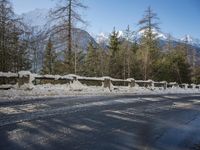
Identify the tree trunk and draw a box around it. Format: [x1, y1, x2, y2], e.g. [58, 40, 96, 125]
[67, 0, 72, 72]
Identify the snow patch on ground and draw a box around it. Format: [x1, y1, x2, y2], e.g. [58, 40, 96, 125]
[0, 103, 49, 115]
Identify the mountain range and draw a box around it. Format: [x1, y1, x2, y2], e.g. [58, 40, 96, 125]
[20, 9, 200, 63]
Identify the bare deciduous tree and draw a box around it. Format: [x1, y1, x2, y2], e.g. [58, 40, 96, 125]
[50, 0, 87, 73]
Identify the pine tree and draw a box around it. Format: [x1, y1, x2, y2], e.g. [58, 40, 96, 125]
[109, 28, 120, 55]
[96, 38, 110, 77]
[154, 41, 191, 83]
[83, 42, 100, 76]
[138, 6, 160, 80]
[42, 38, 56, 75]
[191, 67, 200, 84]
[108, 27, 122, 78]
[153, 34, 174, 81]
[173, 44, 191, 83]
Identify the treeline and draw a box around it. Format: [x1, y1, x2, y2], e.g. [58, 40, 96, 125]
[0, 0, 200, 84]
[0, 0, 31, 72]
[42, 4, 199, 84]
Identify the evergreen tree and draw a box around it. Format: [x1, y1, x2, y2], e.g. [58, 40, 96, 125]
[108, 28, 122, 78]
[191, 67, 200, 84]
[173, 44, 191, 83]
[154, 42, 191, 83]
[137, 6, 160, 80]
[83, 42, 100, 76]
[42, 38, 56, 74]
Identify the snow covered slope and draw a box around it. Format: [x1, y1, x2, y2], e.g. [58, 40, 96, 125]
[20, 9, 97, 52]
[20, 8, 50, 27]
[181, 35, 200, 47]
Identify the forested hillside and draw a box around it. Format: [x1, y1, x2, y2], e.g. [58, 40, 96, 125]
[0, 0, 200, 84]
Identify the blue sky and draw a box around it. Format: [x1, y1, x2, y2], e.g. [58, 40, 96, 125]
[11, 0, 200, 38]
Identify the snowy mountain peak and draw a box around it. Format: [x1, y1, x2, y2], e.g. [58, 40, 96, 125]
[20, 8, 50, 27]
[137, 28, 167, 40]
[118, 30, 124, 38]
[180, 34, 200, 47]
[157, 32, 167, 40]
[19, 9, 200, 49]
[95, 30, 123, 44]
[181, 35, 193, 42]
[96, 32, 109, 44]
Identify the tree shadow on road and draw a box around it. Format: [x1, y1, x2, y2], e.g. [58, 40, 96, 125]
[0, 95, 200, 150]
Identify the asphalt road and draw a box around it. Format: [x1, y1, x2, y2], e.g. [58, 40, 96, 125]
[0, 94, 200, 150]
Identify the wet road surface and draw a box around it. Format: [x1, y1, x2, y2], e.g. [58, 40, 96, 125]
[0, 94, 200, 150]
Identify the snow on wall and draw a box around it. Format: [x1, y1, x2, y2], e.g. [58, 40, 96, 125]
[0, 72, 18, 77]
[0, 71, 200, 99]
